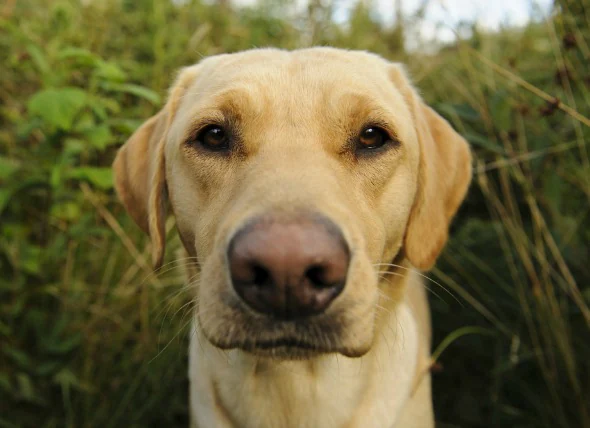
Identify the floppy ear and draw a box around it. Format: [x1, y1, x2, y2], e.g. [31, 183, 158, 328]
[113, 66, 199, 269]
[390, 66, 473, 270]
[113, 110, 168, 269]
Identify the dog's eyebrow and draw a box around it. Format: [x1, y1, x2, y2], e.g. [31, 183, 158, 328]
[334, 92, 387, 119]
[213, 87, 265, 120]
[181, 87, 263, 138]
[330, 92, 399, 137]
[186, 86, 267, 133]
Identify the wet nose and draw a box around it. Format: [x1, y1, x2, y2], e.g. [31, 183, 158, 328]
[228, 214, 350, 319]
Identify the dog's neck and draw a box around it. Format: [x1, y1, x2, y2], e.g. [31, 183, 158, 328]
[189, 270, 424, 428]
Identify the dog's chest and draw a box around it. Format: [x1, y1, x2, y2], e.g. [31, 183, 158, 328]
[189, 303, 420, 428]
[219, 359, 365, 428]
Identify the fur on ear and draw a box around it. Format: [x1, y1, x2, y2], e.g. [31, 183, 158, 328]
[390, 66, 473, 270]
[113, 66, 200, 269]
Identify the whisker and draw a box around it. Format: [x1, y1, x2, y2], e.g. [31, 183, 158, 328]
[377, 270, 448, 304]
[152, 263, 202, 312]
[374, 263, 463, 307]
[152, 258, 201, 283]
[169, 298, 198, 324]
[127, 257, 201, 305]
[154, 271, 203, 350]
[149, 314, 195, 364]
[158, 298, 197, 352]
[375, 304, 392, 315]
[149, 256, 202, 280]
[152, 278, 197, 320]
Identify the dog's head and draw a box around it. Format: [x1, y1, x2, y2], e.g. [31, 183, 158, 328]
[113, 48, 471, 359]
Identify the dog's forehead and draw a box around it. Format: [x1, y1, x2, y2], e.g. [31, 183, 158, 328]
[168, 49, 417, 149]
[191, 48, 396, 97]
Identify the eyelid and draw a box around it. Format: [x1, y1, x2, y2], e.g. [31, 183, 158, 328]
[363, 122, 398, 140]
[347, 122, 400, 158]
[184, 118, 225, 143]
[357, 121, 399, 145]
[183, 116, 246, 157]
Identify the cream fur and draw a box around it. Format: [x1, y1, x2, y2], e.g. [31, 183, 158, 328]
[188, 272, 430, 428]
[113, 48, 472, 428]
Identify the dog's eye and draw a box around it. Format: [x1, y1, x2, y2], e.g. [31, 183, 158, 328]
[357, 126, 390, 150]
[194, 125, 229, 151]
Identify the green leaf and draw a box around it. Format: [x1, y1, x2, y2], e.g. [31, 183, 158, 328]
[57, 47, 100, 67]
[53, 368, 82, 389]
[63, 138, 86, 157]
[435, 102, 481, 122]
[27, 87, 88, 130]
[110, 118, 142, 134]
[0, 186, 18, 214]
[0, 319, 11, 336]
[91, 95, 121, 115]
[0, 177, 48, 215]
[67, 167, 113, 190]
[0, 157, 20, 180]
[16, 373, 34, 399]
[50, 164, 64, 189]
[51, 201, 81, 221]
[35, 360, 63, 377]
[43, 334, 81, 355]
[90, 101, 108, 121]
[84, 125, 113, 150]
[26, 44, 50, 75]
[464, 132, 506, 155]
[0, 374, 11, 393]
[3, 346, 33, 370]
[103, 82, 161, 105]
[94, 60, 128, 82]
[73, 111, 96, 132]
[20, 245, 43, 275]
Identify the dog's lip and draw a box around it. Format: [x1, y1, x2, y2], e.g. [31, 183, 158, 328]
[211, 337, 323, 351]
[208, 336, 368, 358]
[248, 338, 319, 350]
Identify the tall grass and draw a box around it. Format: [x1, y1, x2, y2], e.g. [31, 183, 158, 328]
[408, 9, 590, 424]
[0, 0, 588, 427]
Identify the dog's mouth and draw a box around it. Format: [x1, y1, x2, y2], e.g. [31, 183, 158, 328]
[250, 338, 319, 350]
[204, 328, 368, 359]
[246, 338, 327, 359]
[209, 335, 328, 358]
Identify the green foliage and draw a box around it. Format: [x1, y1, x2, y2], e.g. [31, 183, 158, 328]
[28, 88, 88, 131]
[1, 0, 589, 427]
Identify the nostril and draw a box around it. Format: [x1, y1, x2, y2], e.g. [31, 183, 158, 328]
[252, 264, 270, 287]
[305, 264, 331, 288]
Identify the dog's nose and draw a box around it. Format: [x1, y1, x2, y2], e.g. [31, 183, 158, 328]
[228, 215, 350, 319]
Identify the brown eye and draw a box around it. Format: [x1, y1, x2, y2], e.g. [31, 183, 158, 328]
[358, 126, 389, 150]
[195, 125, 229, 151]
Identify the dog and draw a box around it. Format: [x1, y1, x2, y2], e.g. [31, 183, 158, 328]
[113, 48, 472, 428]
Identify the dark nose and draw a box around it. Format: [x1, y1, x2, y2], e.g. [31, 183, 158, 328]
[228, 214, 350, 319]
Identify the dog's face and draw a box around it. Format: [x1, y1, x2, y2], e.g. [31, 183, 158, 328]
[114, 48, 471, 359]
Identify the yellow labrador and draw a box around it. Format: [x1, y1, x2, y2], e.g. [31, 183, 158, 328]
[113, 48, 471, 428]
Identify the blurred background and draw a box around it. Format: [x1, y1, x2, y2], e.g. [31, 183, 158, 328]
[1, 0, 589, 427]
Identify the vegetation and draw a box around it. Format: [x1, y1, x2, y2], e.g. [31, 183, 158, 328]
[0, 0, 588, 426]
